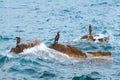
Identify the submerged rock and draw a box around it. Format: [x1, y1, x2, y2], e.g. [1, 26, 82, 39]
[10, 40, 41, 54]
[87, 51, 111, 56]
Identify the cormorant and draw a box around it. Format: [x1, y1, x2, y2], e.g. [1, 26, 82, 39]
[54, 31, 60, 44]
[89, 24, 92, 35]
[16, 37, 21, 47]
[88, 24, 94, 41]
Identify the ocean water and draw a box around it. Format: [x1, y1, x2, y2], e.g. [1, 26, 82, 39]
[0, 0, 120, 80]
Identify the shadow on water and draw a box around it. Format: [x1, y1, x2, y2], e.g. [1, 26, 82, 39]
[0, 35, 13, 41]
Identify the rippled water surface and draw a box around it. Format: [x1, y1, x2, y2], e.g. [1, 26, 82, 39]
[0, 0, 120, 80]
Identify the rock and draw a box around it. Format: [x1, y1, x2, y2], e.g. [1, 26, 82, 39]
[10, 39, 112, 58]
[87, 51, 111, 56]
[80, 34, 109, 43]
[49, 43, 111, 58]
[10, 40, 41, 54]
[49, 43, 87, 58]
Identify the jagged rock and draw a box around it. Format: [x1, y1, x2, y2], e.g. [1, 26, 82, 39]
[10, 40, 41, 54]
[49, 43, 87, 58]
[87, 51, 111, 56]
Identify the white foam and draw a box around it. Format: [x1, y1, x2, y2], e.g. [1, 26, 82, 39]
[19, 42, 71, 62]
[86, 56, 113, 63]
[73, 37, 80, 42]
[1, 50, 14, 58]
[94, 34, 108, 39]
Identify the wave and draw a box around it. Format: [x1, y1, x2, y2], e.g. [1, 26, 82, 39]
[21, 43, 71, 62]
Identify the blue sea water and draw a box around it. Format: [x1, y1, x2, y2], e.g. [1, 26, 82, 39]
[0, 0, 120, 80]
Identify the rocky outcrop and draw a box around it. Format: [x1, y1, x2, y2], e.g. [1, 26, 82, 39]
[10, 40, 41, 54]
[10, 39, 111, 58]
[49, 43, 111, 58]
[80, 34, 109, 43]
[49, 43, 87, 58]
[87, 51, 111, 56]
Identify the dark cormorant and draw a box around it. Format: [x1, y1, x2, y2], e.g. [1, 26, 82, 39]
[89, 24, 92, 35]
[54, 31, 60, 44]
[88, 24, 94, 41]
[16, 37, 21, 47]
